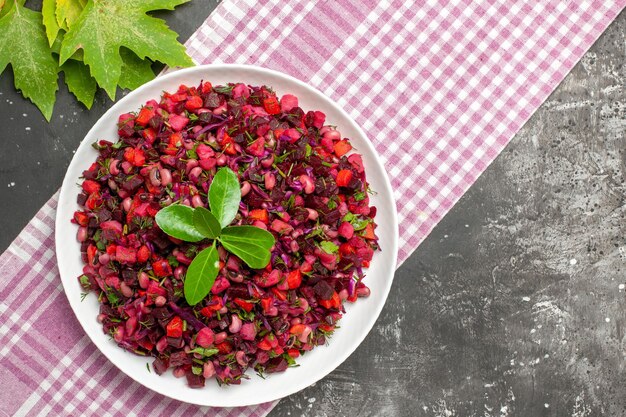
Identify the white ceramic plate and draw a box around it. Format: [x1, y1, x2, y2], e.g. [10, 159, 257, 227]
[56, 64, 398, 407]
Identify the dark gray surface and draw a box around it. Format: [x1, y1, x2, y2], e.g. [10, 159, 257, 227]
[1, 3, 624, 417]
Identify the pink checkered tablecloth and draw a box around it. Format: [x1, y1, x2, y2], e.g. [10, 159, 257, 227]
[1, 1, 624, 416]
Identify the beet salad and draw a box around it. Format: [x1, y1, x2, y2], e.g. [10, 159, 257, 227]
[73, 80, 380, 387]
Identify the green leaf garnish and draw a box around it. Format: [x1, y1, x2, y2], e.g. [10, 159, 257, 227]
[155, 204, 205, 242]
[189, 347, 219, 357]
[193, 207, 222, 239]
[209, 168, 241, 228]
[184, 243, 219, 306]
[320, 241, 339, 254]
[219, 226, 274, 269]
[155, 168, 275, 305]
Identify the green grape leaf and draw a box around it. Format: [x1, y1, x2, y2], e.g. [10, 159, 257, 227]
[219, 226, 275, 269]
[184, 243, 219, 306]
[55, 0, 85, 30]
[118, 48, 155, 90]
[42, 0, 60, 46]
[0, 3, 59, 120]
[61, 60, 96, 108]
[0, 0, 24, 19]
[59, 0, 193, 100]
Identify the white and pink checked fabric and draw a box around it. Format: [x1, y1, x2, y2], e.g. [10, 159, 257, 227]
[1, 1, 624, 416]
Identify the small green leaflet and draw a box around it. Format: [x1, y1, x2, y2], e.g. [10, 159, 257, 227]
[320, 241, 339, 254]
[0, 2, 59, 120]
[209, 168, 241, 228]
[220, 226, 274, 269]
[343, 212, 370, 231]
[155, 204, 205, 242]
[184, 243, 219, 306]
[188, 347, 219, 357]
[193, 207, 221, 239]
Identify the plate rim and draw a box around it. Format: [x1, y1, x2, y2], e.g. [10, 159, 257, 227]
[55, 63, 399, 407]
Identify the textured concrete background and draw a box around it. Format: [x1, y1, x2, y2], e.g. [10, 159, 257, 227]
[0, 3, 624, 417]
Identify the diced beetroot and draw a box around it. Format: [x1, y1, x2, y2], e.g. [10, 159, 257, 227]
[169, 114, 189, 131]
[133, 202, 150, 218]
[285, 128, 301, 140]
[117, 113, 135, 137]
[147, 281, 167, 298]
[280, 94, 298, 112]
[105, 276, 120, 290]
[232, 83, 250, 99]
[100, 220, 123, 240]
[137, 245, 150, 263]
[246, 137, 265, 156]
[254, 269, 281, 288]
[115, 246, 137, 264]
[199, 158, 217, 170]
[312, 110, 326, 128]
[270, 219, 293, 234]
[186, 373, 205, 388]
[347, 154, 365, 173]
[338, 221, 354, 239]
[152, 357, 169, 375]
[196, 143, 215, 159]
[196, 328, 215, 348]
[211, 276, 230, 294]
